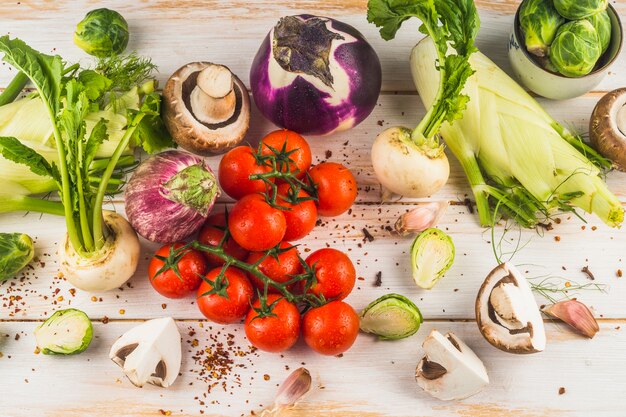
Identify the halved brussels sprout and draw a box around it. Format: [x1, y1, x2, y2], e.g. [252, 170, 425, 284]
[74, 8, 129, 57]
[0, 232, 34, 283]
[549, 20, 602, 77]
[35, 309, 93, 355]
[553, 0, 608, 20]
[410, 228, 455, 289]
[519, 0, 566, 57]
[586, 10, 612, 54]
[359, 294, 423, 340]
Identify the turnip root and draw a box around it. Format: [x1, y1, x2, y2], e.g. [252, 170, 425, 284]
[59, 211, 140, 292]
[371, 127, 449, 198]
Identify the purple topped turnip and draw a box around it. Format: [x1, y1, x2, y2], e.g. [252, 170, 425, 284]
[125, 150, 219, 243]
[250, 15, 382, 136]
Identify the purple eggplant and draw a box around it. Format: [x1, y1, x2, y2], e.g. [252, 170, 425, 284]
[250, 15, 382, 136]
[125, 150, 219, 243]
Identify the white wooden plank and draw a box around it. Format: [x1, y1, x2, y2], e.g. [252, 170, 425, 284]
[1, 201, 623, 320]
[0, 1, 624, 93]
[0, 320, 623, 417]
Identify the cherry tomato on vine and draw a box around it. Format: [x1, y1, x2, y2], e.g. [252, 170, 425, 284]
[246, 241, 302, 293]
[303, 301, 359, 356]
[261, 129, 312, 179]
[229, 193, 286, 252]
[148, 243, 207, 299]
[197, 212, 249, 268]
[307, 162, 357, 216]
[245, 294, 301, 352]
[305, 248, 355, 300]
[218, 146, 272, 200]
[196, 267, 254, 324]
[275, 183, 317, 241]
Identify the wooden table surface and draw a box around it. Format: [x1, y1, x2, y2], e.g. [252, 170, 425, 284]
[1, 1, 626, 416]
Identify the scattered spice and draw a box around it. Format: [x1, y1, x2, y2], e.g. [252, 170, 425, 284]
[558, 387, 566, 395]
[91, 296, 98, 302]
[554, 236, 561, 242]
[538, 222, 554, 231]
[102, 316, 110, 324]
[618, 269, 623, 278]
[377, 120, 384, 126]
[362, 228, 374, 242]
[325, 150, 332, 159]
[263, 374, 270, 381]
[159, 410, 172, 416]
[374, 271, 382, 287]
[161, 303, 167, 310]
[119, 309, 125, 315]
[463, 197, 474, 214]
[581, 266, 595, 280]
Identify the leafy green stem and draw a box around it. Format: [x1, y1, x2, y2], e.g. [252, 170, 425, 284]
[0, 71, 29, 106]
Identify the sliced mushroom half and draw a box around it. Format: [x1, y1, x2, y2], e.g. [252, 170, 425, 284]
[590, 88, 626, 171]
[476, 263, 546, 354]
[163, 62, 250, 155]
[109, 317, 182, 388]
[416, 330, 489, 401]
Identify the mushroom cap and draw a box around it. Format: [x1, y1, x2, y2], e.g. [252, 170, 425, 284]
[475, 263, 546, 354]
[590, 88, 626, 172]
[415, 330, 489, 401]
[163, 62, 250, 156]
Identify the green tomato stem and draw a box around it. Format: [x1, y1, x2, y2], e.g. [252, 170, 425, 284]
[0, 71, 29, 106]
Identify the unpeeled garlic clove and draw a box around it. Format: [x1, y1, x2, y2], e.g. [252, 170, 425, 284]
[274, 367, 312, 407]
[395, 202, 448, 236]
[543, 299, 599, 339]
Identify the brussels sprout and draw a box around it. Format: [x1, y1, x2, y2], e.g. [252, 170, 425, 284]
[410, 228, 455, 289]
[519, 0, 566, 57]
[549, 20, 602, 77]
[34, 309, 93, 355]
[553, 0, 608, 19]
[74, 8, 129, 57]
[0, 232, 34, 282]
[587, 10, 612, 54]
[359, 294, 423, 340]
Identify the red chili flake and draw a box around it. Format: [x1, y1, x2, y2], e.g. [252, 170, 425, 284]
[263, 374, 270, 381]
[554, 236, 561, 242]
[618, 269, 623, 278]
[558, 387, 566, 395]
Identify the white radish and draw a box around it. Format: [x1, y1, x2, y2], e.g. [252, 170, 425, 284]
[59, 211, 140, 292]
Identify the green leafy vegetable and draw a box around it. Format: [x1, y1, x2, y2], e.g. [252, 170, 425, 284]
[34, 308, 93, 355]
[553, 0, 608, 20]
[586, 10, 612, 54]
[0, 232, 34, 282]
[368, 0, 479, 147]
[74, 8, 129, 57]
[359, 293, 423, 340]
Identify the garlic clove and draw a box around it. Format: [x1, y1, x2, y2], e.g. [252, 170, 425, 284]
[543, 299, 599, 339]
[395, 202, 448, 236]
[274, 367, 312, 407]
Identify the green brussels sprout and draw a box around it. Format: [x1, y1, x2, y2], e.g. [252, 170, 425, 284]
[74, 8, 129, 57]
[410, 228, 455, 289]
[359, 293, 423, 340]
[549, 20, 602, 77]
[586, 10, 612, 54]
[34, 309, 93, 355]
[553, 0, 608, 20]
[519, 0, 566, 57]
[0, 232, 34, 283]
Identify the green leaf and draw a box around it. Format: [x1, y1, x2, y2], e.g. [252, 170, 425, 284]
[0, 36, 64, 116]
[367, 0, 440, 41]
[0, 136, 58, 181]
[129, 93, 175, 154]
[77, 69, 112, 101]
[85, 119, 109, 169]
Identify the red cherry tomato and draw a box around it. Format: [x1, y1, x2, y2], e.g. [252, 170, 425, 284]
[244, 294, 301, 352]
[148, 243, 207, 299]
[197, 212, 249, 268]
[308, 162, 357, 216]
[219, 146, 272, 200]
[305, 248, 356, 300]
[303, 301, 359, 356]
[275, 183, 317, 241]
[196, 267, 254, 324]
[261, 130, 312, 179]
[246, 242, 301, 293]
[228, 194, 286, 252]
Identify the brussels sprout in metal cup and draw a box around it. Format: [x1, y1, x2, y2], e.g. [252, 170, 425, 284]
[509, 1, 622, 99]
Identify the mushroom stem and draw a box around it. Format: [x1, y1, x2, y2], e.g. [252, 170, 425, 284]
[617, 103, 626, 137]
[191, 64, 237, 125]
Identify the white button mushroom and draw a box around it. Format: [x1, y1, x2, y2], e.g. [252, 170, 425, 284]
[109, 317, 182, 388]
[415, 330, 489, 401]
